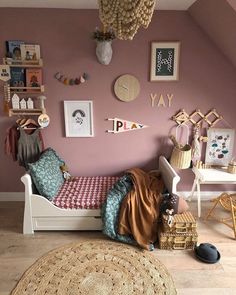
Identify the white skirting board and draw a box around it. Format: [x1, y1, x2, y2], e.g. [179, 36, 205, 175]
[0, 191, 236, 202]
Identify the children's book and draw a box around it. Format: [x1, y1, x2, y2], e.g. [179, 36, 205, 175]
[10, 67, 25, 88]
[26, 68, 42, 89]
[5, 40, 25, 60]
[20, 44, 41, 61]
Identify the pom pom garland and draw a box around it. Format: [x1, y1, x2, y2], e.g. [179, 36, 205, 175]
[54, 72, 89, 86]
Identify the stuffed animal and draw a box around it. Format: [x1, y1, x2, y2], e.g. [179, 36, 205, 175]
[60, 164, 73, 181]
[160, 193, 189, 215]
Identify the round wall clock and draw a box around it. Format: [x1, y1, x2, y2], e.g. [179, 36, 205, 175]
[114, 74, 140, 102]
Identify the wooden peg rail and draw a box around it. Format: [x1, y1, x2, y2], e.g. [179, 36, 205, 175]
[172, 109, 223, 127]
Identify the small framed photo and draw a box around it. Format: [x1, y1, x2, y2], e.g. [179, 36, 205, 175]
[205, 128, 235, 166]
[64, 100, 94, 137]
[150, 41, 180, 81]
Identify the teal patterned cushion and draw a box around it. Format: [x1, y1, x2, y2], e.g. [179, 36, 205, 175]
[28, 148, 65, 200]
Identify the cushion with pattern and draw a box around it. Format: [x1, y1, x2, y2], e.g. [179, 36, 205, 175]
[28, 148, 65, 200]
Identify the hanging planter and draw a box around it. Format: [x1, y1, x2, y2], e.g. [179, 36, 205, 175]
[92, 28, 115, 65]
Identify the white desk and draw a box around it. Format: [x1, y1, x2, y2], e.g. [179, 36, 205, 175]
[190, 167, 236, 218]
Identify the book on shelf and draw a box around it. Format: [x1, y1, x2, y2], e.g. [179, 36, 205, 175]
[20, 44, 41, 62]
[26, 68, 42, 90]
[10, 67, 26, 88]
[5, 40, 25, 60]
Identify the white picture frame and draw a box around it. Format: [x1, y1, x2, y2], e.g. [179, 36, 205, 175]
[150, 41, 180, 81]
[64, 100, 94, 137]
[205, 128, 235, 166]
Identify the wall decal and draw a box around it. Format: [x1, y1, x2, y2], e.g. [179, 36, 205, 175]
[107, 118, 148, 134]
[54, 72, 89, 86]
[150, 93, 174, 107]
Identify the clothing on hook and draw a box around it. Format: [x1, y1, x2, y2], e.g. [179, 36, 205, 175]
[5, 123, 44, 163]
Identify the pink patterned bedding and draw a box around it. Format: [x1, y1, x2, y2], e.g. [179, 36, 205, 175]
[52, 176, 120, 209]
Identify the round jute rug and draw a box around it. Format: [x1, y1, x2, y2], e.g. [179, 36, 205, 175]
[11, 240, 177, 295]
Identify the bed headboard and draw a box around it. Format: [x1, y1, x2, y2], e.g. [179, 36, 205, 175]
[159, 156, 180, 195]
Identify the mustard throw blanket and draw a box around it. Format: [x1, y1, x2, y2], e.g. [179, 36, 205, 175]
[118, 168, 164, 250]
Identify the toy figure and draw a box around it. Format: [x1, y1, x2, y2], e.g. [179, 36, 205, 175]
[166, 208, 174, 227]
[60, 164, 73, 181]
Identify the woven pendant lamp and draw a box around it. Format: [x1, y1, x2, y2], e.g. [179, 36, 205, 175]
[98, 0, 157, 40]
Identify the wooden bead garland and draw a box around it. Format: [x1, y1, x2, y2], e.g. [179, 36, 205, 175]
[54, 72, 89, 86]
[98, 0, 156, 40]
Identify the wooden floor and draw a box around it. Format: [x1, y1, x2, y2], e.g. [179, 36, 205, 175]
[0, 201, 235, 295]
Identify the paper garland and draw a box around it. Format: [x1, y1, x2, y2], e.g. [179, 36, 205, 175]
[107, 118, 148, 133]
[54, 72, 89, 86]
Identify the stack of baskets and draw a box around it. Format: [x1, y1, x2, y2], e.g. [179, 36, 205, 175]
[158, 211, 198, 250]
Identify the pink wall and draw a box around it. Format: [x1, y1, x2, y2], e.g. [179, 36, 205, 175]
[0, 8, 236, 192]
[189, 0, 236, 68]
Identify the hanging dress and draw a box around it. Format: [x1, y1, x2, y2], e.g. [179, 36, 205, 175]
[17, 127, 43, 169]
[5, 123, 44, 162]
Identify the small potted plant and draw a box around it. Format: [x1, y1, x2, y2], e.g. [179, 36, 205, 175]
[92, 27, 116, 65]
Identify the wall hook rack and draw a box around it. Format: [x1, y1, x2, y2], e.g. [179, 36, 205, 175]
[172, 109, 223, 127]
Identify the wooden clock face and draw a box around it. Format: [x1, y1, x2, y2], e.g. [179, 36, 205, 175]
[114, 74, 140, 102]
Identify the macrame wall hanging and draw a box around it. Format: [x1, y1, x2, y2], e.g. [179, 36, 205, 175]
[54, 72, 89, 86]
[98, 0, 157, 40]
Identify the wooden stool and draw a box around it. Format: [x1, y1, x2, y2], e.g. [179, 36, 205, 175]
[205, 193, 236, 239]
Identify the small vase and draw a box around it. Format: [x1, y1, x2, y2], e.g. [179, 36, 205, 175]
[96, 41, 113, 65]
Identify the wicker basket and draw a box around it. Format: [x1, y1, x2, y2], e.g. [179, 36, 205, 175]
[162, 211, 197, 234]
[158, 228, 198, 250]
[170, 124, 192, 169]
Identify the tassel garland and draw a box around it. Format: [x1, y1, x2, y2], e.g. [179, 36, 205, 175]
[54, 72, 89, 86]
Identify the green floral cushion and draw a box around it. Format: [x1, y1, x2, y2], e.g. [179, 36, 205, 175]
[28, 148, 65, 200]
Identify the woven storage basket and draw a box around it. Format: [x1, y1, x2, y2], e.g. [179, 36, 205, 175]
[170, 124, 192, 169]
[158, 227, 198, 250]
[162, 211, 197, 234]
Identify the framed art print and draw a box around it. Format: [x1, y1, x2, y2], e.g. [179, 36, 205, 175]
[64, 100, 94, 137]
[150, 41, 180, 81]
[205, 128, 235, 166]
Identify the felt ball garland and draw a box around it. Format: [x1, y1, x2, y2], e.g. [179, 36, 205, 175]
[54, 72, 89, 85]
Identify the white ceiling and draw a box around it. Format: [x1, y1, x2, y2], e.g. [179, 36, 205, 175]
[0, 0, 197, 10]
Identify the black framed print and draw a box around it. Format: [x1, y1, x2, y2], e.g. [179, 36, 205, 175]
[150, 42, 180, 81]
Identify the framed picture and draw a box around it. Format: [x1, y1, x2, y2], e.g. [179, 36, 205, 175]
[64, 100, 94, 137]
[150, 41, 180, 81]
[205, 128, 235, 166]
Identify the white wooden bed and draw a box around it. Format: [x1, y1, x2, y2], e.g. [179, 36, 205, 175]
[21, 156, 180, 234]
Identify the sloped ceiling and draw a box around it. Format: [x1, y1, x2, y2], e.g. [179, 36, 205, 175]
[189, 0, 236, 68]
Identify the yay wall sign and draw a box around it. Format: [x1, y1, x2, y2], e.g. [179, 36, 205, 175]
[150, 93, 174, 107]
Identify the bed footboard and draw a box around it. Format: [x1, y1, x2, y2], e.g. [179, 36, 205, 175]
[159, 155, 180, 194]
[21, 174, 34, 234]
